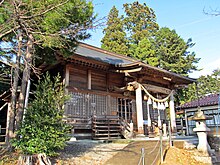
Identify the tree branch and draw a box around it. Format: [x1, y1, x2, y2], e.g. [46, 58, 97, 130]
[20, 0, 69, 19]
[0, 0, 4, 6]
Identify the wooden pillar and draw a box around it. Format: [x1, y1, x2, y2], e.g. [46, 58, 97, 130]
[135, 84, 144, 134]
[169, 92, 176, 133]
[88, 70, 91, 90]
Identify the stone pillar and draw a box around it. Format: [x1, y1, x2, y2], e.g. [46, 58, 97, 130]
[169, 92, 176, 133]
[135, 84, 144, 134]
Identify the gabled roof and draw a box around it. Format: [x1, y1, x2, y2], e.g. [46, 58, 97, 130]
[73, 42, 196, 86]
[177, 93, 219, 109]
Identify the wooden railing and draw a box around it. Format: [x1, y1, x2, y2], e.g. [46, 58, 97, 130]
[119, 118, 134, 139]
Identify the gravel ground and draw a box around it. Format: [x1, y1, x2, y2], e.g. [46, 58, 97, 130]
[53, 140, 128, 165]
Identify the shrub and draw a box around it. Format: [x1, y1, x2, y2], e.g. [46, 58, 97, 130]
[12, 73, 70, 156]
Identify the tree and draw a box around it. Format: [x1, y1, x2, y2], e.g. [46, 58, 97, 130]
[101, 1, 159, 56]
[101, 6, 128, 55]
[154, 27, 200, 76]
[123, 1, 159, 45]
[12, 73, 70, 163]
[132, 38, 158, 66]
[179, 69, 220, 104]
[101, 2, 199, 76]
[0, 0, 96, 141]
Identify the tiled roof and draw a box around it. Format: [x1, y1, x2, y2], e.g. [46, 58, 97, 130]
[177, 93, 219, 109]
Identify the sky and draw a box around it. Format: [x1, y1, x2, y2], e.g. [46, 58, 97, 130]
[85, 0, 220, 78]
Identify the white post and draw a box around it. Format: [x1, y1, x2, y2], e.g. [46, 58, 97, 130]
[5, 103, 11, 144]
[136, 84, 144, 134]
[88, 70, 91, 90]
[169, 92, 176, 133]
[147, 102, 151, 126]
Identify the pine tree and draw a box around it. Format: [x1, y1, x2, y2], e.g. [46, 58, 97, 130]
[0, 0, 96, 141]
[101, 6, 128, 55]
[132, 38, 158, 66]
[154, 27, 200, 76]
[12, 73, 70, 157]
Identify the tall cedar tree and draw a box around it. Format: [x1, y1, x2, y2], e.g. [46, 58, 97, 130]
[101, 2, 199, 76]
[12, 73, 70, 156]
[123, 1, 159, 45]
[101, 6, 128, 55]
[101, 1, 159, 56]
[0, 0, 96, 140]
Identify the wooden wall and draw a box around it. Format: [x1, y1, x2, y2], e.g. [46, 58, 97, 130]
[69, 66, 87, 89]
[68, 64, 125, 92]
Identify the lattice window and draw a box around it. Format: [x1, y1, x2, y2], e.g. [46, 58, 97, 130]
[66, 92, 119, 117]
[118, 98, 133, 122]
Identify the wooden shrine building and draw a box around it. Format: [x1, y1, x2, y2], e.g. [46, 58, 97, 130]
[1, 42, 196, 141]
[51, 43, 195, 139]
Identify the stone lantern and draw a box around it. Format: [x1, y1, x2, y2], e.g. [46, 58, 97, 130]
[190, 108, 212, 154]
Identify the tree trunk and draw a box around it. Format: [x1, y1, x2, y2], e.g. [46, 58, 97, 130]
[15, 34, 33, 132]
[18, 153, 51, 165]
[7, 32, 22, 144]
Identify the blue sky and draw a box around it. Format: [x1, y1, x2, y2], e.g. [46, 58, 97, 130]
[85, 0, 220, 78]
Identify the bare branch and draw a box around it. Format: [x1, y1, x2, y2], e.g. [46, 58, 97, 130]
[0, 59, 12, 67]
[0, 0, 4, 6]
[203, 7, 220, 16]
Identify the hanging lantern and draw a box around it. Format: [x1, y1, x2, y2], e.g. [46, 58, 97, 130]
[165, 101, 169, 107]
[147, 97, 152, 104]
[153, 101, 157, 109]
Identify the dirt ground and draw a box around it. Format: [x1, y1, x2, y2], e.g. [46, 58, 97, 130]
[162, 147, 211, 165]
[1, 141, 218, 165]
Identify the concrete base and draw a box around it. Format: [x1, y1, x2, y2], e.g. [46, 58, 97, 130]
[69, 137, 77, 141]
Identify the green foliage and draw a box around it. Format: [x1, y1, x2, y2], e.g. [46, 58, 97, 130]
[154, 27, 200, 76]
[123, 1, 159, 45]
[132, 38, 158, 66]
[101, 1, 158, 56]
[101, 2, 199, 76]
[101, 6, 128, 55]
[179, 69, 220, 104]
[12, 73, 70, 156]
[0, 0, 96, 63]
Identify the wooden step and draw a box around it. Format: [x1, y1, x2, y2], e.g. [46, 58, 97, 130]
[93, 133, 121, 136]
[92, 129, 120, 132]
[92, 137, 121, 140]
